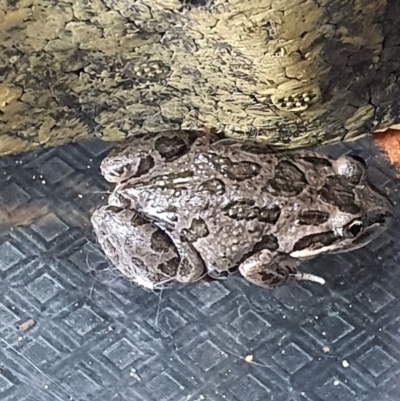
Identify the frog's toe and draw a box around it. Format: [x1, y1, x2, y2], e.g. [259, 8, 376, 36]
[292, 272, 326, 285]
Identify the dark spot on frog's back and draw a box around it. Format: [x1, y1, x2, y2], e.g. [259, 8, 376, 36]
[253, 234, 279, 253]
[239, 234, 279, 264]
[131, 256, 147, 270]
[259, 205, 281, 224]
[150, 231, 175, 252]
[222, 201, 281, 223]
[240, 141, 271, 155]
[198, 178, 225, 195]
[105, 205, 124, 214]
[226, 161, 261, 181]
[301, 156, 332, 168]
[319, 176, 360, 214]
[298, 210, 330, 226]
[136, 155, 155, 176]
[265, 160, 308, 197]
[181, 218, 210, 242]
[222, 199, 257, 220]
[158, 257, 180, 277]
[180, 0, 212, 9]
[154, 134, 189, 161]
[130, 212, 148, 226]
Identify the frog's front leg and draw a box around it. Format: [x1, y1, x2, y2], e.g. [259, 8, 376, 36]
[238, 250, 325, 288]
[91, 206, 206, 290]
[163, 229, 208, 284]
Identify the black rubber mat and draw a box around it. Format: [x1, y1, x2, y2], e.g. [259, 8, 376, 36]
[0, 137, 399, 401]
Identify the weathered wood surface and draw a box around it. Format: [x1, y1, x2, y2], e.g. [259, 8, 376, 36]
[1, 0, 400, 156]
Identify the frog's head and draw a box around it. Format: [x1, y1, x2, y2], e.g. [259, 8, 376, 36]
[101, 147, 155, 183]
[290, 154, 394, 259]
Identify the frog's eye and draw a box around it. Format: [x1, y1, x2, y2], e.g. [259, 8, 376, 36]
[347, 221, 364, 237]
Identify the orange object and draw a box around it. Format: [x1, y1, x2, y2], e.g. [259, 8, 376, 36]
[373, 129, 400, 166]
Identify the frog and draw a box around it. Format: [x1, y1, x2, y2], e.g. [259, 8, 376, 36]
[91, 130, 393, 291]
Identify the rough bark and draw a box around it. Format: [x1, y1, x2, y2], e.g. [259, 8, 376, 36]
[1, 0, 400, 156]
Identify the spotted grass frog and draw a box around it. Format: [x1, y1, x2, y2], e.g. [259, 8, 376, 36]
[91, 131, 393, 290]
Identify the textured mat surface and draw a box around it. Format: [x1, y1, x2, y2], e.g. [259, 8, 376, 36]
[0, 137, 399, 401]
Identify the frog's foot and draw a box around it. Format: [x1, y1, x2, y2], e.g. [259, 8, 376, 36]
[293, 272, 325, 285]
[239, 250, 324, 288]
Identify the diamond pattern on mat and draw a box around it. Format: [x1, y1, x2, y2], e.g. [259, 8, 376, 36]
[64, 370, 101, 397]
[272, 342, 313, 374]
[358, 346, 397, 377]
[0, 304, 19, 327]
[35, 156, 74, 184]
[228, 374, 271, 399]
[26, 273, 63, 303]
[189, 282, 229, 307]
[69, 242, 108, 270]
[78, 140, 114, 157]
[153, 307, 188, 336]
[0, 242, 24, 271]
[63, 306, 104, 335]
[356, 284, 395, 313]
[146, 371, 184, 401]
[187, 340, 227, 372]
[315, 378, 357, 401]
[23, 336, 61, 367]
[230, 310, 270, 339]
[303, 313, 355, 343]
[0, 373, 14, 393]
[0, 182, 31, 205]
[31, 213, 68, 242]
[103, 338, 142, 369]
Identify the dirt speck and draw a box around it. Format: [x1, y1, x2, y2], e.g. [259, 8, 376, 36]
[18, 319, 35, 332]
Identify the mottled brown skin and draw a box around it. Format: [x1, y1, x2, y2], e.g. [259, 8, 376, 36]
[91, 131, 393, 290]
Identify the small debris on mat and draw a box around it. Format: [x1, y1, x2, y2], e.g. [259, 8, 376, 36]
[129, 368, 142, 381]
[18, 319, 35, 332]
[342, 360, 349, 368]
[322, 346, 330, 353]
[245, 355, 253, 363]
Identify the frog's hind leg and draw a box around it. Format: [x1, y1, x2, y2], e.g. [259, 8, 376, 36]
[238, 250, 325, 288]
[91, 206, 205, 290]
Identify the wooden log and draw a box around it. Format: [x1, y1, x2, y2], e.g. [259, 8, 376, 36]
[1, 0, 399, 156]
